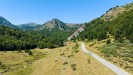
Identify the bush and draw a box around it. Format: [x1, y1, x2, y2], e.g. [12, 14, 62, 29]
[63, 61, 68, 65]
[25, 50, 33, 55]
[72, 44, 79, 49]
[60, 52, 64, 56]
[25, 49, 29, 53]
[89, 43, 95, 47]
[101, 46, 118, 57]
[28, 51, 33, 55]
[68, 54, 74, 58]
[0, 62, 2, 65]
[71, 64, 76, 70]
[75, 50, 79, 53]
[0, 64, 7, 69]
[107, 39, 111, 44]
[118, 37, 124, 43]
[88, 59, 91, 64]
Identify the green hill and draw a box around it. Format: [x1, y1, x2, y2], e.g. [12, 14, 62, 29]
[78, 4, 133, 43]
[0, 25, 71, 51]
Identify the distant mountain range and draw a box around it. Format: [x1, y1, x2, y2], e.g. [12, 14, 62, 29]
[0, 16, 82, 31]
[35, 18, 82, 31]
[17, 22, 42, 31]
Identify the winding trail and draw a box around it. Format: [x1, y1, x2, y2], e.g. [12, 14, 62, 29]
[81, 43, 130, 75]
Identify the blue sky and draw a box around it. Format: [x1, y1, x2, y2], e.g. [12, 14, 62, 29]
[0, 0, 133, 24]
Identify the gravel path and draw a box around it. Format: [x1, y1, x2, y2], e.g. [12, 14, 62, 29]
[81, 43, 130, 75]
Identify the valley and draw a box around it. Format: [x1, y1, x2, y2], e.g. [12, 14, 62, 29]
[0, 1, 133, 75]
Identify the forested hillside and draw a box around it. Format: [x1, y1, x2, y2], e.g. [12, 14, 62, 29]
[78, 8, 133, 43]
[0, 25, 71, 51]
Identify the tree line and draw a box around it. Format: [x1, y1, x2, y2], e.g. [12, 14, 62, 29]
[0, 26, 71, 51]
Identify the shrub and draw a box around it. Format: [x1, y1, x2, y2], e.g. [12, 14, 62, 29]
[118, 37, 124, 43]
[60, 52, 64, 56]
[1, 64, 7, 69]
[25, 49, 29, 53]
[71, 64, 76, 70]
[28, 51, 33, 55]
[101, 46, 118, 57]
[25, 50, 33, 55]
[68, 54, 74, 58]
[0, 62, 2, 65]
[63, 61, 68, 65]
[88, 59, 91, 64]
[75, 50, 79, 53]
[73, 44, 79, 49]
[107, 39, 111, 44]
[89, 43, 94, 47]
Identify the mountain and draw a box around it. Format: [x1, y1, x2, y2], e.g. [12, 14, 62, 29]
[0, 16, 18, 29]
[68, 2, 133, 41]
[0, 16, 82, 31]
[35, 18, 69, 31]
[77, 2, 133, 42]
[18, 22, 42, 30]
[101, 2, 133, 21]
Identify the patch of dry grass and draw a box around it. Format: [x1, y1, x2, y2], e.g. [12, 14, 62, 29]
[0, 41, 116, 75]
[31, 42, 116, 75]
[0, 49, 48, 75]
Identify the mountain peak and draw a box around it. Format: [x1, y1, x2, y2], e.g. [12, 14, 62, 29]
[52, 18, 60, 21]
[49, 18, 62, 24]
[35, 18, 69, 31]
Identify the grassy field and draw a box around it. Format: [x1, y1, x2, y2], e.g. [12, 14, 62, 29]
[84, 39, 133, 75]
[0, 49, 47, 75]
[31, 42, 116, 75]
[0, 42, 116, 75]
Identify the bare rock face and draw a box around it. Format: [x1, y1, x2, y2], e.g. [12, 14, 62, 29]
[67, 26, 84, 41]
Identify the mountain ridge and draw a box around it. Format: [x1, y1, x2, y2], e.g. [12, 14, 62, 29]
[0, 16, 82, 31]
[101, 2, 133, 21]
[17, 22, 42, 31]
[0, 16, 18, 29]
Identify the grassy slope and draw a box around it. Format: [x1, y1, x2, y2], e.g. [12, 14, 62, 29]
[0, 50, 47, 75]
[0, 42, 116, 75]
[84, 39, 133, 75]
[31, 42, 116, 75]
